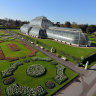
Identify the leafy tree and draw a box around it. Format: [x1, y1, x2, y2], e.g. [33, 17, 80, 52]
[64, 21, 71, 28]
[86, 25, 96, 34]
[56, 22, 60, 27]
[78, 24, 88, 33]
[71, 22, 79, 28]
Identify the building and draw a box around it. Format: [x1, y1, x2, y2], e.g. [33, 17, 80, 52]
[20, 16, 90, 46]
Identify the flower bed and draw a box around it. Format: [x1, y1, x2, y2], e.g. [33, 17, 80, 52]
[26, 64, 46, 77]
[7, 43, 20, 51]
[1, 61, 23, 78]
[31, 57, 52, 62]
[0, 49, 5, 60]
[19, 40, 37, 57]
[0, 48, 19, 61]
[6, 84, 47, 96]
[45, 81, 55, 89]
[3, 77, 15, 85]
[5, 57, 19, 62]
[54, 65, 68, 84]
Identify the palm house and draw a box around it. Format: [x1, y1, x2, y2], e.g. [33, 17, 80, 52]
[20, 16, 90, 46]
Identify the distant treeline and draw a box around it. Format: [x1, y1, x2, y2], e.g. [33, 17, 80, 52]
[54, 21, 96, 34]
[0, 18, 29, 29]
[0, 18, 96, 34]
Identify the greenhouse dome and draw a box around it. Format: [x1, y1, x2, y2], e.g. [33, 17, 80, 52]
[20, 16, 90, 46]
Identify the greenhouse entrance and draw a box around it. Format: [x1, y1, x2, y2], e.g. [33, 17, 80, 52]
[39, 29, 47, 39]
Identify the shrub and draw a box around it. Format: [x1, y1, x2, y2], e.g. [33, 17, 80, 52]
[6, 84, 47, 96]
[26, 64, 46, 77]
[45, 81, 55, 89]
[23, 59, 30, 63]
[54, 65, 68, 84]
[3, 77, 15, 85]
[51, 61, 58, 65]
[1, 61, 23, 78]
[31, 57, 52, 62]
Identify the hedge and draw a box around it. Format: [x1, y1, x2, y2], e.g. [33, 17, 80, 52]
[3, 77, 15, 85]
[1, 61, 23, 78]
[54, 65, 68, 84]
[45, 81, 55, 89]
[31, 57, 52, 62]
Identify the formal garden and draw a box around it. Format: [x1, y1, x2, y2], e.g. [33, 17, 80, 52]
[0, 30, 78, 96]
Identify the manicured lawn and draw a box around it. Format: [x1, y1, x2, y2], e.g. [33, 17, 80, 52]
[0, 31, 78, 96]
[0, 52, 78, 96]
[0, 41, 31, 57]
[38, 39, 96, 58]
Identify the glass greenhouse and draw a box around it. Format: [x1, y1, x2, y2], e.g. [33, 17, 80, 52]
[20, 16, 90, 46]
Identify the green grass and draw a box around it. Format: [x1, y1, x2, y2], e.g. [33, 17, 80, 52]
[0, 52, 78, 96]
[37, 39, 96, 58]
[10, 29, 20, 33]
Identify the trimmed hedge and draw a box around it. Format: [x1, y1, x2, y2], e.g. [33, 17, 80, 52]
[3, 77, 15, 85]
[31, 57, 52, 62]
[1, 61, 23, 78]
[26, 64, 46, 77]
[54, 65, 68, 85]
[6, 84, 47, 96]
[45, 81, 55, 89]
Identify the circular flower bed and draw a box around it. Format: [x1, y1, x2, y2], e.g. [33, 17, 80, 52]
[45, 81, 55, 89]
[26, 64, 46, 77]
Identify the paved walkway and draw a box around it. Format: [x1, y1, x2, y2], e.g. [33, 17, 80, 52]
[54, 64, 96, 96]
[6, 30, 88, 75]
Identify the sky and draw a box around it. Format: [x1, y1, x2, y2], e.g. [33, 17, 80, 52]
[0, 0, 96, 24]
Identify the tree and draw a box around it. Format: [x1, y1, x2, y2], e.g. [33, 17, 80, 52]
[71, 22, 78, 28]
[64, 21, 71, 28]
[56, 22, 60, 27]
[86, 25, 96, 34]
[78, 24, 88, 33]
